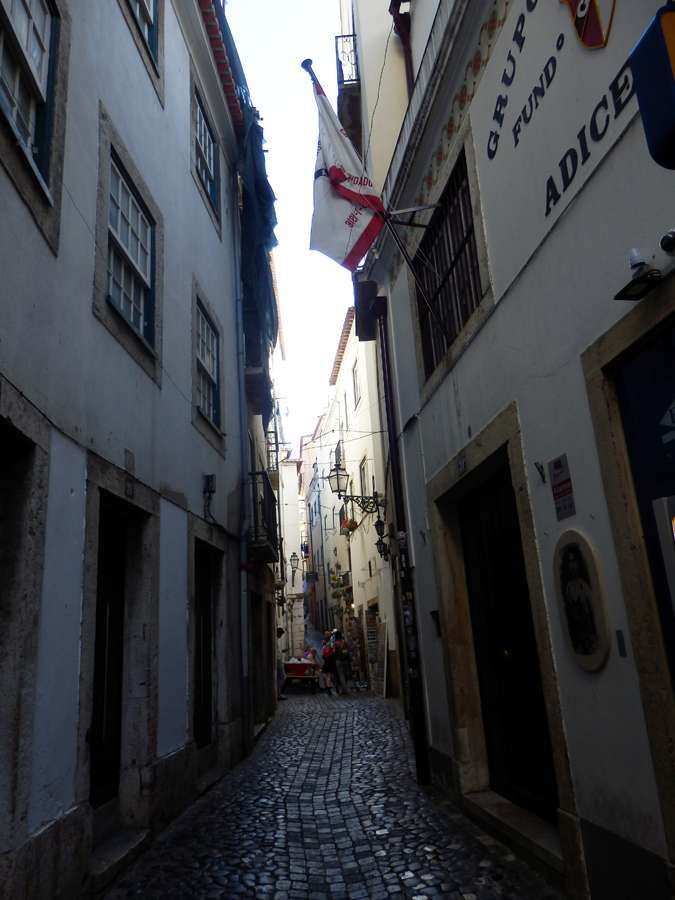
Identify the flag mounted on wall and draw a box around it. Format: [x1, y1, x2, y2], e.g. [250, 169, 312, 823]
[306, 66, 385, 272]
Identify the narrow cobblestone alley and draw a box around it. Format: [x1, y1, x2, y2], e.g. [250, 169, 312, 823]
[104, 694, 561, 900]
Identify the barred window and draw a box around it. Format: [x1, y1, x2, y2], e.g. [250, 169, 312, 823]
[197, 305, 219, 425]
[414, 150, 482, 381]
[107, 160, 153, 342]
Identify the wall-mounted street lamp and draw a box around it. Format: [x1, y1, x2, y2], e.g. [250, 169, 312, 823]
[374, 510, 390, 561]
[328, 463, 382, 514]
[290, 551, 299, 587]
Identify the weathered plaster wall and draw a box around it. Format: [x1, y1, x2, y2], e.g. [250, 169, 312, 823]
[27, 431, 87, 835]
[379, 59, 669, 866]
[157, 498, 189, 758]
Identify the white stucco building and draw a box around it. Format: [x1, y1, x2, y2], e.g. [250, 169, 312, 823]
[0, 0, 281, 895]
[336, 1, 675, 897]
[301, 307, 398, 690]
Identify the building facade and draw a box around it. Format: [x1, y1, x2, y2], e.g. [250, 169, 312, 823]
[301, 308, 399, 690]
[0, 0, 281, 896]
[337, 1, 675, 897]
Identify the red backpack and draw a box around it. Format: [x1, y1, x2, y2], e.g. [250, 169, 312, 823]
[322, 643, 333, 660]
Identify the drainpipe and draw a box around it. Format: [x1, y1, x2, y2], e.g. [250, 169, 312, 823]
[376, 297, 430, 785]
[233, 163, 251, 754]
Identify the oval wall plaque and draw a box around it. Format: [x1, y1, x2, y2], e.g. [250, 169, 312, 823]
[553, 530, 610, 672]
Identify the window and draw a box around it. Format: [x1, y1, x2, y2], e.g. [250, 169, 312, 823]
[359, 457, 368, 498]
[195, 91, 217, 210]
[352, 360, 361, 407]
[113, 0, 163, 103]
[107, 160, 153, 343]
[93, 109, 164, 384]
[414, 149, 482, 380]
[0, 0, 52, 159]
[196, 304, 219, 426]
[343, 392, 348, 431]
[131, 0, 154, 46]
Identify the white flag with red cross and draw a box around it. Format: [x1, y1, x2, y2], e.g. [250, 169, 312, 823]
[309, 81, 385, 272]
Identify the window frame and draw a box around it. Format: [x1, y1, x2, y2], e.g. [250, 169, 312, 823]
[190, 65, 221, 235]
[195, 90, 217, 211]
[93, 105, 164, 385]
[114, 0, 164, 105]
[352, 359, 361, 408]
[0, 0, 69, 254]
[191, 278, 225, 454]
[196, 302, 219, 427]
[106, 156, 154, 344]
[359, 456, 368, 499]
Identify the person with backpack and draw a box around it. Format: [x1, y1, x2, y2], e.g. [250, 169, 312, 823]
[333, 630, 350, 696]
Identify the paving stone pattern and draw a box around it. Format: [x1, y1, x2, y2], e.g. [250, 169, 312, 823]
[104, 694, 561, 900]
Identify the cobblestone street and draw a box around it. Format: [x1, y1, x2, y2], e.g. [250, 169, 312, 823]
[104, 694, 561, 900]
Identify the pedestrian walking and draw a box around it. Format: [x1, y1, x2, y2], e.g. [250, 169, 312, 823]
[276, 627, 288, 701]
[332, 630, 350, 695]
[321, 631, 338, 695]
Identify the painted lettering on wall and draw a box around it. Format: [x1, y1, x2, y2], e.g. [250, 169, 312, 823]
[488, 0, 544, 161]
[544, 60, 635, 216]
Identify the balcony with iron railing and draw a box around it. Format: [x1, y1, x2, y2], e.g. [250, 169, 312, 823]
[248, 470, 278, 563]
[336, 34, 359, 86]
[335, 34, 362, 156]
[266, 422, 279, 490]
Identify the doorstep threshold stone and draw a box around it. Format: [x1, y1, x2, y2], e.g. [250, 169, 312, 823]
[90, 827, 151, 897]
[463, 790, 564, 874]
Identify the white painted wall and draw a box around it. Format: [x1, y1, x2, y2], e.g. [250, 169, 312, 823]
[365, 0, 670, 857]
[157, 499, 189, 758]
[351, 0, 408, 191]
[28, 432, 87, 833]
[0, 0, 242, 536]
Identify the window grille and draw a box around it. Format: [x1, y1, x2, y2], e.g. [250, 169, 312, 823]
[197, 306, 219, 424]
[107, 161, 152, 340]
[196, 93, 217, 209]
[414, 150, 482, 381]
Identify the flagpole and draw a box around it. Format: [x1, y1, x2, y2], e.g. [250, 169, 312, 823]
[301, 60, 453, 347]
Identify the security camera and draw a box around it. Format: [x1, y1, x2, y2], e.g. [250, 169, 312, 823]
[660, 231, 675, 254]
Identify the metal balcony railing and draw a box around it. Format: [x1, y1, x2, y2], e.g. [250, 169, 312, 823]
[336, 34, 359, 86]
[266, 427, 279, 474]
[249, 470, 278, 561]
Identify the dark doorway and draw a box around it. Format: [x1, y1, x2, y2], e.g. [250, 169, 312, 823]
[90, 502, 127, 809]
[193, 542, 213, 750]
[459, 465, 559, 825]
[616, 321, 675, 691]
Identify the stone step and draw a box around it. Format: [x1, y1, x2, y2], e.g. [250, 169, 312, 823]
[90, 827, 151, 898]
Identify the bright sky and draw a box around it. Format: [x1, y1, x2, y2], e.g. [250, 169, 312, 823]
[226, 0, 354, 458]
